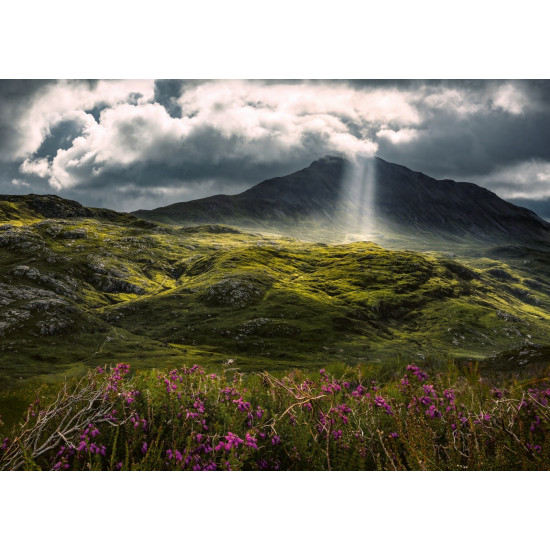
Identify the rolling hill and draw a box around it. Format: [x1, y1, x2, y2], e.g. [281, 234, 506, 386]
[1, 191, 550, 405]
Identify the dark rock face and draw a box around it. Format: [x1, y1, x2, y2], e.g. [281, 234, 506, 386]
[59, 229, 88, 240]
[133, 156, 346, 227]
[0, 194, 130, 222]
[487, 268, 516, 281]
[90, 275, 145, 295]
[27, 195, 94, 218]
[133, 156, 550, 245]
[369, 159, 550, 242]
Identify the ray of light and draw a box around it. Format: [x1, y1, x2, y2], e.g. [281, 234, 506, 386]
[339, 154, 378, 242]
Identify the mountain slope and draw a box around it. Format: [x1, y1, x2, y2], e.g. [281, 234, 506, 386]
[0, 194, 146, 225]
[2, 195, 550, 394]
[133, 156, 550, 246]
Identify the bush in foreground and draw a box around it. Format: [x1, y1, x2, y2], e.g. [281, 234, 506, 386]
[1, 361, 549, 470]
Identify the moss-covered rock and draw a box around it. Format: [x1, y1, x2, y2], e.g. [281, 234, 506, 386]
[202, 275, 271, 308]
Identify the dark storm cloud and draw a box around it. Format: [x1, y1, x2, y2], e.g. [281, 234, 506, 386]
[35, 118, 86, 159]
[377, 108, 550, 179]
[85, 102, 111, 123]
[1, 79, 550, 218]
[153, 80, 210, 118]
[510, 198, 550, 220]
[154, 79, 184, 118]
[0, 80, 52, 160]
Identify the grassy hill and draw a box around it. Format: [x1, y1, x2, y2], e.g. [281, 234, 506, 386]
[2, 195, 550, 401]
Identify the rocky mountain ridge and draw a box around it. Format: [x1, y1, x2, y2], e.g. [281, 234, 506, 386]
[132, 156, 550, 246]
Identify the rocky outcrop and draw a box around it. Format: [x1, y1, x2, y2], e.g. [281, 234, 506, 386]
[0, 228, 45, 252]
[202, 276, 271, 308]
[0, 283, 77, 337]
[90, 274, 145, 295]
[9, 265, 78, 300]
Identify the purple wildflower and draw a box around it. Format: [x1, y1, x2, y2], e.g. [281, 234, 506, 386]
[374, 396, 394, 415]
[232, 397, 251, 412]
[425, 405, 442, 419]
[527, 443, 542, 454]
[245, 433, 258, 449]
[406, 364, 429, 381]
[215, 432, 244, 451]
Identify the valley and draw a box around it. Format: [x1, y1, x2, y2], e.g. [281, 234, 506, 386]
[1, 192, 550, 402]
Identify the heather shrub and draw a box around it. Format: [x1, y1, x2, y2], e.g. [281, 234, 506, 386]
[1, 361, 548, 470]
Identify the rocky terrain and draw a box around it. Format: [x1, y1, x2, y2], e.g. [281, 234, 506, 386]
[1, 192, 550, 398]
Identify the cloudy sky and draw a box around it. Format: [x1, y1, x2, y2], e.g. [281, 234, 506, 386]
[1, 79, 550, 218]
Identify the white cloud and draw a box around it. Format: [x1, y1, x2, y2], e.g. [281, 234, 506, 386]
[2, 80, 155, 161]
[420, 82, 532, 116]
[47, 103, 189, 189]
[491, 83, 529, 115]
[376, 126, 419, 144]
[178, 80, 421, 132]
[7, 79, 544, 198]
[422, 88, 484, 115]
[476, 159, 550, 199]
[32, 82, 390, 190]
[20, 157, 51, 178]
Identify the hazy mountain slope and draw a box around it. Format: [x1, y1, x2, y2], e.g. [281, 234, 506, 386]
[371, 158, 550, 241]
[133, 156, 550, 245]
[133, 157, 345, 226]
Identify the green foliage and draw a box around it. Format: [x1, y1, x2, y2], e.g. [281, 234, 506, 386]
[1, 360, 549, 471]
[2, 200, 550, 411]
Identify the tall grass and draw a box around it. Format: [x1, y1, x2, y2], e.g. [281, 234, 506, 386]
[1, 360, 548, 470]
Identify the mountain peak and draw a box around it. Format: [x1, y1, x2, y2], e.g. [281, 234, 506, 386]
[309, 154, 345, 166]
[132, 157, 550, 246]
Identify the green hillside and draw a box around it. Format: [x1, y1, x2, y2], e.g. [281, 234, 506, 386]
[2, 197, 550, 396]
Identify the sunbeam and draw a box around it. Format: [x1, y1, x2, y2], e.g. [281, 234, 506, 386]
[339, 154, 379, 242]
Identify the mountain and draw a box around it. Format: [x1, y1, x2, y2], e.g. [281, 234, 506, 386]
[133, 156, 550, 246]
